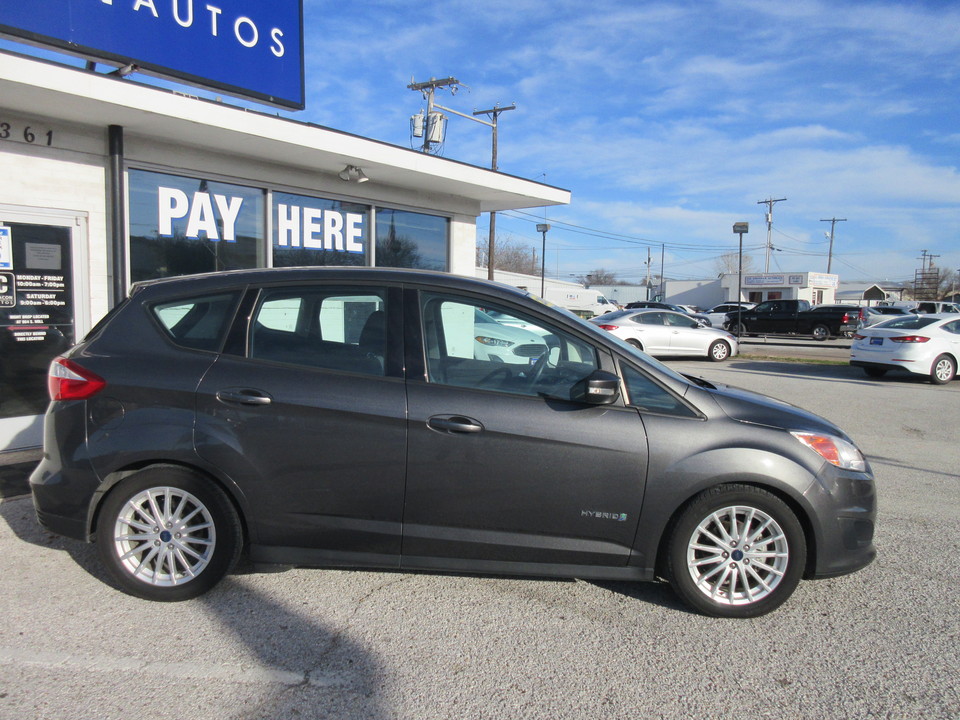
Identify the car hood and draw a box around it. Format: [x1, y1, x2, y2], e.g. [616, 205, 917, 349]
[702, 381, 846, 438]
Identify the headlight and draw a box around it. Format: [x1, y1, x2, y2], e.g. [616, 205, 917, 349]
[475, 336, 513, 347]
[790, 431, 867, 472]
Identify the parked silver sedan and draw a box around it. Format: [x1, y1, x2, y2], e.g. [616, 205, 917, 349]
[591, 309, 739, 361]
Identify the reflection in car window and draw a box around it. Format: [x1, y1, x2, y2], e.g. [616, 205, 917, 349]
[640, 313, 665, 325]
[621, 364, 698, 417]
[420, 294, 598, 397]
[664, 312, 696, 327]
[248, 287, 387, 375]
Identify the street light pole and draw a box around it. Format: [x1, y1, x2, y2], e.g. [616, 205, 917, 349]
[537, 223, 551, 296]
[733, 222, 749, 338]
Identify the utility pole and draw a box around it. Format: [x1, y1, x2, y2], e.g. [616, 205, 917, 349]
[820, 217, 846, 273]
[407, 76, 459, 153]
[757, 197, 787, 272]
[408, 78, 515, 281]
[474, 104, 516, 280]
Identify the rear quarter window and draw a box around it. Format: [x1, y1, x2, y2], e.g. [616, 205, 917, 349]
[151, 292, 240, 351]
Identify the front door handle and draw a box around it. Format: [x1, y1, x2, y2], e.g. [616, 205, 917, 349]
[216, 388, 273, 406]
[427, 415, 484, 434]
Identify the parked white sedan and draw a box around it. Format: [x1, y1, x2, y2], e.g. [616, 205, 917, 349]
[590, 309, 739, 361]
[850, 314, 960, 384]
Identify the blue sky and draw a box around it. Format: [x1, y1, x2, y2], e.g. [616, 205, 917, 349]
[6, 0, 960, 286]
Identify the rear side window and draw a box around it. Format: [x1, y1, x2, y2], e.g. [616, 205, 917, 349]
[151, 293, 240, 351]
[248, 287, 387, 376]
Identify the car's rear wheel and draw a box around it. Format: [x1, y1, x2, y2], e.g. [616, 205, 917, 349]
[707, 340, 731, 362]
[931, 354, 956, 385]
[864, 366, 888, 378]
[627, 338, 644, 352]
[96, 466, 242, 601]
[666, 484, 805, 618]
[811, 324, 830, 341]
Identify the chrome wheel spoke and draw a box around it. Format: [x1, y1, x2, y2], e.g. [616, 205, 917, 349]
[686, 504, 790, 607]
[112, 486, 216, 587]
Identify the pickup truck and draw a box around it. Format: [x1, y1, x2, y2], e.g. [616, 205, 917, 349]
[723, 300, 859, 341]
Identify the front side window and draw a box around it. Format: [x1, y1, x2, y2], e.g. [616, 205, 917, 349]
[420, 294, 597, 397]
[375, 209, 447, 271]
[621, 364, 698, 417]
[129, 169, 265, 282]
[248, 287, 386, 376]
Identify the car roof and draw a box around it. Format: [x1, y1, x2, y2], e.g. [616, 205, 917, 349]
[130, 266, 532, 302]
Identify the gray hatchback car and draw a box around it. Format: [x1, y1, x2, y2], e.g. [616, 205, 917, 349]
[31, 268, 876, 617]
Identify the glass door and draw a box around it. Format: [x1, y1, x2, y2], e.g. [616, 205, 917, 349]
[0, 211, 87, 453]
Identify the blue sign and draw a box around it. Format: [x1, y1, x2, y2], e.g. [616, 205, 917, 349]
[0, 0, 304, 109]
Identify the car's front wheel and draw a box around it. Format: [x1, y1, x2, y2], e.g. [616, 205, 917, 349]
[931, 354, 956, 385]
[707, 340, 731, 362]
[96, 466, 242, 601]
[666, 484, 806, 618]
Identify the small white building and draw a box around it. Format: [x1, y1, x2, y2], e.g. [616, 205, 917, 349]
[663, 271, 841, 309]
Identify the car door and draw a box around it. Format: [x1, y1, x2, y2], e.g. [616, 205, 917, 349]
[194, 283, 407, 563]
[402, 289, 648, 570]
[663, 311, 704, 355]
[634, 311, 673, 355]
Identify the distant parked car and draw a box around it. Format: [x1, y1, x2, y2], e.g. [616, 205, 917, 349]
[857, 306, 910, 329]
[623, 301, 712, 326]
[703, 302, 756, 329]
[850, 314, 960, 384]
[591, 309, 738, 361]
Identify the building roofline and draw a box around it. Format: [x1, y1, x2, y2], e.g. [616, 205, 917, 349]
[0, 49, 570, 213]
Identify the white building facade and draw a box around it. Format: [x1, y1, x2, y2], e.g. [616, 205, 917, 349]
[0, 52, 569, 455]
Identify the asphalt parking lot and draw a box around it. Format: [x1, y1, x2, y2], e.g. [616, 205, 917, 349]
[1, 350, 958, 720]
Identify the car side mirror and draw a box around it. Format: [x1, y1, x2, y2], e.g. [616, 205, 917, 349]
[570, 370, 621, 405]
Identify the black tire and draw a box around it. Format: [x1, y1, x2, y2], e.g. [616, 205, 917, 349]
[96, 466, 242, 601]
[707, 340, 731, 362]
[930, 354, 956, 385]
[811, 324, 830, 341]
[864, 366, 888, 378]
[627, 338, 644, 352]
[666, 484, 806, 618]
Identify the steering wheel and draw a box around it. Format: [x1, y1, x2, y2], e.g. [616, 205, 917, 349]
[478, 366, 513, 387]
[525, 351, 551, 389]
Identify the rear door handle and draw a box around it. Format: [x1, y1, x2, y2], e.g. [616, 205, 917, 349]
[427, 415, 484, 434]
[216, 388, 273, 406]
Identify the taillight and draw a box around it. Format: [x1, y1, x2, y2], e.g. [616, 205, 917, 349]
[597, 324, 619, 331]
[48, 357, 106, 401]
[852, 333, 867, 340]
[858, 308, 866, 321]
[842, 312, 851, 323]
[890, 336, 931, 344]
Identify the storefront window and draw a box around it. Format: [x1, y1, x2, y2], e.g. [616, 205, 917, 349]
[375, 209, 447, 271]
[273, 192, 368, 267]
[129, 169, 264, 282]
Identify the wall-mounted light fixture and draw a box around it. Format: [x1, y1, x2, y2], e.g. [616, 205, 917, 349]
[109, 63, 140, 77]
[338, 165, 369, 183]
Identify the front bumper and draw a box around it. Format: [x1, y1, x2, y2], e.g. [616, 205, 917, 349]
[805, 466, 877, 578]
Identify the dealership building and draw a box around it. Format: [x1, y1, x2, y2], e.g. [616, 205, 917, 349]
[0, 45, 568, 457]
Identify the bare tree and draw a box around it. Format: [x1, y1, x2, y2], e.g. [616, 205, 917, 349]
[476, 233, 541, 275]
[715, 252, 755, 276]
[574, 268, 620, 287]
